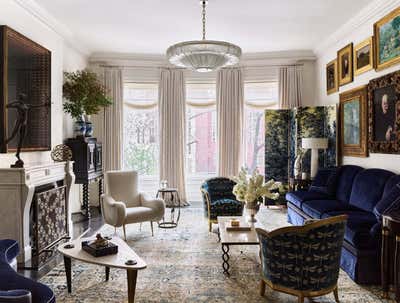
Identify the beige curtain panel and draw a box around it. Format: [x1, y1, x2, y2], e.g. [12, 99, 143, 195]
[278, 65, 303, 109]
[158, 68, 188, 204]
[216, 68, 244, 178]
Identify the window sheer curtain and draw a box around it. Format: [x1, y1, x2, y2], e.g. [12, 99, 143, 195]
[158, 68, 188, 204]
[278, 65, 303, 109]
[216, 68, 244, 177]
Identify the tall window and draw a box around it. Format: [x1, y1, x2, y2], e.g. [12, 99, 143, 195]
[243, 82, 278, 175]
[186, 83, 217, 200]
[123, 82, 159, 192]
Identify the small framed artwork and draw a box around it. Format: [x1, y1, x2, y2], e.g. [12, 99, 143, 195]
[354, 37, 373, 76]
[368, 70, 400, 154]
[337, 43, 353, 86]
[374, 7, 400, 71]
[339, 85, 368, 157]
[326, 59, 338, 95]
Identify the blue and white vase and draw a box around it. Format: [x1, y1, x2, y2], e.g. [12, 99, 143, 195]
[74, 120, 86, 137]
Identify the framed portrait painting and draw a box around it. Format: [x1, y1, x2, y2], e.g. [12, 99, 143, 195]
[368, 71, 400, 154]
[326, 59, 338, 95]
[340, 85, 368, 157]
[374, 7, 400, 71]
[354, 37, 373, 76]
[337, 43, 353, 86]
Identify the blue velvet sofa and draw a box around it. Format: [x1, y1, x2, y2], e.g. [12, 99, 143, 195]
[0, 239, 55, 303]
[286, 165, 400, 285]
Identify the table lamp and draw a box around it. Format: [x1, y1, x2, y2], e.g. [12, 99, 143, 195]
[301, 138, 328, 179]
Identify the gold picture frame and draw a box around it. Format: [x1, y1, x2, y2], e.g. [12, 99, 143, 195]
[339, 85, 368, 157]
[326, 59, 338, 95]
[374, 7, 400, 71]
[337, 43, 353, 86]
[354, 37, 374, 76]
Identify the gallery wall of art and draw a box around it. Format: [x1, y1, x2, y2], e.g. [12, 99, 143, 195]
[315, 0, 400, 173]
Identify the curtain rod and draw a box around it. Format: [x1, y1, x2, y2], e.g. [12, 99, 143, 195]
[95, 63, 304, 69]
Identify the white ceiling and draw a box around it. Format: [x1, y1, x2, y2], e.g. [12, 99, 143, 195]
[35, 0, 373, 55]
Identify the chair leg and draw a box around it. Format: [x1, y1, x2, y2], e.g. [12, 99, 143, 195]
[298, 295, 304, 303]
[259, 280, 266, 296]
[123, 224, 127, 241]
[333, 286, 339, 303]
[209, 221, 212, 232]
[114, 226, 117, 235]
[150, 221, 154, 236]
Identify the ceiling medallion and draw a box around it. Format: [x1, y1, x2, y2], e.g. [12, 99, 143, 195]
[166, 0, 242, 73]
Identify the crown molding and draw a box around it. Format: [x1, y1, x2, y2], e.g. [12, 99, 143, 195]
[314, 0, 400, 56]
[13, 0, 90, 56]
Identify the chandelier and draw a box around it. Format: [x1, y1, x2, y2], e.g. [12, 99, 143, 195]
[166, 0, 242, 72]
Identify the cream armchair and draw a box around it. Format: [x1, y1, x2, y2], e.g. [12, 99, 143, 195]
[101, 170, 165, 240]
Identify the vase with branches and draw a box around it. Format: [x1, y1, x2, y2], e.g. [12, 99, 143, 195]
[63, 70, 112, 137]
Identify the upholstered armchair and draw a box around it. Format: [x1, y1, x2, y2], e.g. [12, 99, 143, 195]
[101, 170, 165, 240]
[256, 215, 347, 303]
[200, 177, 244, 232]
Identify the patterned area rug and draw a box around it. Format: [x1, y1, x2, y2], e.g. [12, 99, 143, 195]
[41, 207, 387, 302]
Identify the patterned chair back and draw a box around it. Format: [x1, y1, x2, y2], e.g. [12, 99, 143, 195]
[200, 177, 236, 202]
[257, 215, 347, 293]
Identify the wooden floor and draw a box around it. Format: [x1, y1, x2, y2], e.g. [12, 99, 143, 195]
[18, 207, 104, 281]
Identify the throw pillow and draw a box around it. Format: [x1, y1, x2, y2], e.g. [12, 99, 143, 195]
[373, 183, 400, 221]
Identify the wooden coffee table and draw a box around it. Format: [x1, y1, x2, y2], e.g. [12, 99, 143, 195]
[58, 236, 146, 303]
[217, 216, 263, 275]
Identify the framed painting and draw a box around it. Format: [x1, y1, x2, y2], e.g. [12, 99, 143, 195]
[354, 37, 374, 76]
[374, 7, 400, 71]
[326, 59, 338, 95]
[368, 71, 400, 154]
[337, 43, 353, 86]
[339, 85, 368, 157]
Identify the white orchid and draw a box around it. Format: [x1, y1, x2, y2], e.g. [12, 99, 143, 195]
[232, 167, 282, 204]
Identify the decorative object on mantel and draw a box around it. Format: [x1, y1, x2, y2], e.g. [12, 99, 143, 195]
[337, 43, 353, 86]
[301, 138, 328, 179]
[354, 37, 374, 76]
[374, 6, 400, 71]
[166, 0, 241, 72]
[326, 59, 338, 95]
[51, 144, 73, 162]
[368, 70, 400, 154]
[1, 94, 51, 168]
[232, 168, 281, 223]
[63, 70, 112, 137]
[340, 85, 368, 157]
[0, 25, 51, 154]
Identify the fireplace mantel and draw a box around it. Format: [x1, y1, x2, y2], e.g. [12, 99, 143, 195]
[0, 162, 75, 264]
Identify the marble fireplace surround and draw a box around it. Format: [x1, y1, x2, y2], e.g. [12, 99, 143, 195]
[0, 162, 75, 264]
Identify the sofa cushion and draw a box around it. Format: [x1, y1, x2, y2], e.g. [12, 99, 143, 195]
[309, 168, 338, 196]
[373, 183, 400, 221]
[286, 191, 332, 209]
[322, 210, 378, 249]
[349, 169, 394, 213]
[336, 165, 363, 203]
[382, 175, 400, 199]
[301, 200, 354, 219]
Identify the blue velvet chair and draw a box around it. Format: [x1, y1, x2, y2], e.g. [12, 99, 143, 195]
[200, 177, 244, 232]
[256, 215, 347, 303]
[0, 239, 55, 303]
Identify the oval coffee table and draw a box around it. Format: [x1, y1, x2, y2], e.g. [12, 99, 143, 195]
[58, 236, 146, 303]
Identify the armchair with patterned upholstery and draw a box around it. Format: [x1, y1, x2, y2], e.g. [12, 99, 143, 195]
[256, 215, 347, 303]
[200, 177, 244, 232]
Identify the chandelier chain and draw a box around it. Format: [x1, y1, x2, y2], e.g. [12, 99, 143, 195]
[202, 1, 206, 40]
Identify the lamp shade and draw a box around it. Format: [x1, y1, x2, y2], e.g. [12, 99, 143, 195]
[302, 138, 328, 149]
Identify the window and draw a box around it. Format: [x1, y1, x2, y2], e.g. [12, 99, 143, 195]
[186, 83, 217, 200]
[123, 82, 159, 192]
[243, 82, 278, 175]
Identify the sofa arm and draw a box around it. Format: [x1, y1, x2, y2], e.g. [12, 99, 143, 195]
[0, 290, 32, 303]
[101, 194, 126, 227]
[140, 193, 165, 221]
[0, 240, 19, 265]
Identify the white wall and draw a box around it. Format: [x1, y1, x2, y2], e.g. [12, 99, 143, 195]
[314, 0, 400, 173]
[0, 0, 88, 212]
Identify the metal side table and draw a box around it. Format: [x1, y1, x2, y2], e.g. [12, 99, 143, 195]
[156, 188, 181, 228]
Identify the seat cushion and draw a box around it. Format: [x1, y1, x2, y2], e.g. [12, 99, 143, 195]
[349, 169, 394, 213]
[301, 200, 354, 219]
[309, 168, 338, 196]
[374, 183, 400, 221]
[322, 210, 378, 249]
[125, 206, 156, 223]
[286, 191, 333, 209]
[335, 165, 363, 203]
[209, 198, 243, 220]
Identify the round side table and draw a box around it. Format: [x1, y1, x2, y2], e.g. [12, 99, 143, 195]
[156, 188, 181, 228]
